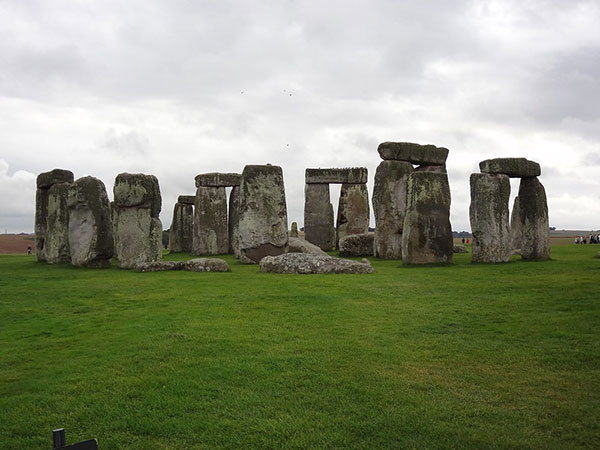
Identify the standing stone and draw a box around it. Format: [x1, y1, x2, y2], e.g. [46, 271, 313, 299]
[113, 173, 163, 269]
[35, 169, 74, 262]
[237, 164, 289, 264]
[372, 160, 413, 259]
[518, 177, 550, 260]
[228, 186, 240, 256]
[304, 183, 335, 251]
[336, 183, 369, 248]
[469, 173, 511, 263]
[290, 222, 298, 238]
[402, 172, 453, 265]
[510, 196, 523, 252]
[169, 197, 194, 253]
[44, 182, 72, 263]
[67, 176, 114, 268]
[193, 186, 229, 255]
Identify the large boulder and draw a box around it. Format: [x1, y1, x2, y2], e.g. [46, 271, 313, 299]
[479, 158, 541, 178]
[259, 253, 374, 274]
[402, 172, 453, 265]
[194, 172, 241, 187]
[288, 237, 327, 256]
[169, 201, 194, 253]
[336, 183, 369, 247]
[453, 244, 468, 253]
[377, 142, 449, 165]
[372, 160, 413, 259]
[193, 186, 229, 255]
[304, 183, 335, 251]
[339, 233, 374, 257]
[67, 176, 114, 268]
[305, 167, 368, 184]
[228, 186, 240, 256]
[237, 164, 289, 264]
[44, 182, 72, 264]
[518, 177, 550, 260]
[469, 173, 511, 263]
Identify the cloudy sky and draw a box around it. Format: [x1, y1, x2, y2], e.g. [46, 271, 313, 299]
[1, 0, 599, 233]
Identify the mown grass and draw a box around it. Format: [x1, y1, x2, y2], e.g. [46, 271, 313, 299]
[1, 245, 599, 449]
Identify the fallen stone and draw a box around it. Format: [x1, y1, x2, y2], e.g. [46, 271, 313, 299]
[518, 177, 550, 260]
[177, 195, 196, 205]
[135, 258, 230, 272]
[339, 233, 374, 257]
[304, 183, 335, 251]
[44, 182, 72, 264]
[288, 237, 327, 255]
[169, 201, 194, 253]
[36, 169, 74, 189]
[113, 173, 162, 217]
[377, 142, 449, 165]
[469, 173, 511, 263]
[453, 244, 468, 253]
[479, 158, 541, 178]
[336, 183, 370, 247]
[193, 186, 229, 255]
[194, 172, 241, 187]
[305, 167, 368, 184]
[259, 253, 374, 274]
[67, 176, 114, 268]
[228, 186, 240, 256]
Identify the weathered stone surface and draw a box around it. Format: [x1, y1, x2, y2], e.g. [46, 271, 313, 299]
[44, 182, 72, 264]
[339, 233, 374, 257]
[113, 207, 163, 268]
[36, 169, 74, 189]
[372, 160, 413, 259]
[178, 195, 196, 205]
[228, 186, 240, 256]
[518, 177, 550, 260]
[469, 173, 511, 263]
[305, 167, 368, 184]
[169, 202, 193, 253]
[377, 142, 449, 165]
[453, 244, 468, 253]
[402, 172, 453, 265]
[479, 158, 541, 178]
[304, 183, 335, 251]
[336, 183, 369, 247]
[194, 172, 241, 187]
[67, 176, 114, 268]
[288, 237, 327, 256]
[259, 253, 374, 274]
[238, 165, 289, 264]
[510, 196, 523, 252]
[415, 164, 446, 173]
[290, 222, 298, 238]
[193, 186, 229, 255]
[113, 173, 161, 217]
[136, 258, 230, 272]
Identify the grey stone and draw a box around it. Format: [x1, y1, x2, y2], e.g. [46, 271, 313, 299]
[518, 177, 550, 260]
[259, 253, 374, 274]
[304, 183, 335, 251]
[36, 169, 74, 189]
[339, 233, 374, 257]
[305, 167, 368, 184]
[402, 172, 453, 265]
[238, 164, 289, 264]
[177, 195, 196, 205]
[372, 160, 413, 259]
[194, 172, 241, 187]
[415, 164, 446, 173]
[228, 186, 240, 256]
[67, 176, 114, 268]
[113, 173, 161, 217]
[479, 158, 541, 178]
[510, 196, 523, 252]
[469, 173, 511, 263]
[377, 142, 449, 165]
[453, 244, 468, 253]
[193, 186, 229, 255]
[288, 237, 327, 256]
[169, 202, 194, 253]
[336, 183, 369, 247]
[290, 222, 298, 238]
[135, 258, 230, 272]
[44, 182, 72, 264]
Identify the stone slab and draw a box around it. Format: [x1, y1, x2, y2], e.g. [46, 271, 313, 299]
[169, 202, 194, 253]
[259, 253, 374, 274]
[304, 183, 335, 251]
[113, 173, 162, 217]
[336, 183, 369, 247]
[377, 142, 449, 165]
[177, 195, 196, 205]
[479, 158, 541, 178]
[305, 167, 368, 184]
[194, 172, 241, 187]
[37, 169, 74, 189]
[518, 177, 550, 260]
[193, 186, 229, 255]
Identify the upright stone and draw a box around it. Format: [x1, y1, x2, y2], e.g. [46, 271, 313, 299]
[237, 164, 289, 264]
[35, 169, 74, 262]
[229, 186, 240, 256]
[469, 173, 511, 263]
[113, 173, 163, 268]
[169, 199, 194, 253]
[336, 184, 369, 247]
[510, 196, 523, 252]
[290, 222, 298, 238]
[193, 186, 229, 255]
[304, 183, 335, 251]
[372, 160, 413, 259]
[44, 182, 72, 263]
[518, 177, 550, 260]
[402, 172, 453, 264]
[67, 176, 114, 268]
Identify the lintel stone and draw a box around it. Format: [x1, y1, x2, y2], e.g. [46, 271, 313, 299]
[37, 169, 74, 189]
[479, 158, 541, 178]
[177, 195, 196, 205]
[377, 142, 449, 165]
[194, 172, 241, 187]
[305, 167, 367, 184]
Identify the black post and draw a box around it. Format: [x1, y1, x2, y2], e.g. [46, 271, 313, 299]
[53, 428, 66, 448]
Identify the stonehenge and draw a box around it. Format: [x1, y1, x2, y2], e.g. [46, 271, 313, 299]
[259, 253, 373, 274]
[517, 177, 550, 260]
[303, 183, 335, 251]
[169, 195, 194, 253]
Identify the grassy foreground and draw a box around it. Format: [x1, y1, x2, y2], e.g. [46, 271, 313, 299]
[1, 245, 599, 449]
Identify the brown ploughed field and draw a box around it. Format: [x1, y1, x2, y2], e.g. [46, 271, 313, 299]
[0, 234, 36, 254]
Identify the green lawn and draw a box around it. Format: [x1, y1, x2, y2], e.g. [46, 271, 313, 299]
[1, 245, 599, 449]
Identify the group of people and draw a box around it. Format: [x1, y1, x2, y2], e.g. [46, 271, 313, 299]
[575, 234, 600, 244]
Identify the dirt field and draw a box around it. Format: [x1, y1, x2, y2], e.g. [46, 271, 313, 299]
[0, 234, 36, 254]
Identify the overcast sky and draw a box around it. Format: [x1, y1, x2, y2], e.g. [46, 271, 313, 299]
[1, 0, 599, 234]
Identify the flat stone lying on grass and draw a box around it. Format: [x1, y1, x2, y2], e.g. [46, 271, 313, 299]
[338, 233, 374, 257]
[377, 142, 449, 165]
[259, 253, 373, 274]
[479, 158, 541, 178]
[453, 244, 468, 253]
[136, 258, 230, 272]
[305, 167, 368, 184]
[288, 237, 327, 256]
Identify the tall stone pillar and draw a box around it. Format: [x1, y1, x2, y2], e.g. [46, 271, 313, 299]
[228, 186, 240, 256]
[336, 183, 369, 248]
[193, 186, 229, 255]
[518, 177, 550, 260]
[304, 183, 335, 251]
[169, 195, 194, 253]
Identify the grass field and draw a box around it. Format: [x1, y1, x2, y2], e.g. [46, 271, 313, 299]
[1, 244, 599, 449]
